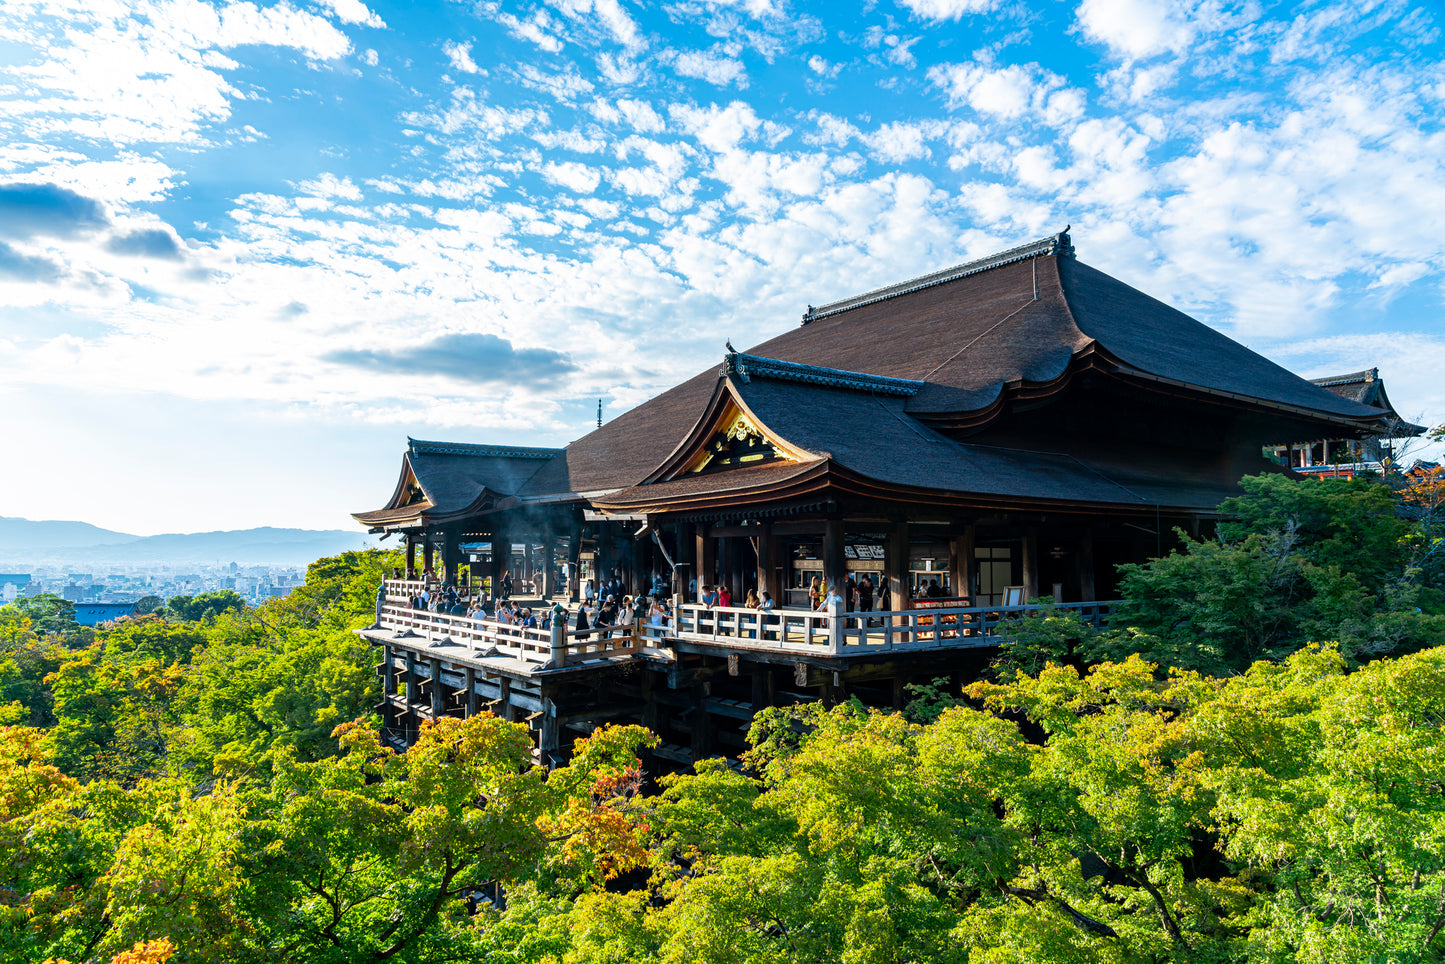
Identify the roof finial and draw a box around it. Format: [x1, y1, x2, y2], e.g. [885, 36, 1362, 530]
[726, 339, 736, 353]
[597, 399, 602, 428]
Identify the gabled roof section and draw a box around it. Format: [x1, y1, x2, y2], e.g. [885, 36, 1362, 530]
[801, 231, 1074, 324]
[1308, 370, 1425, 435]
[353, 438, 563, 529]
[724, 351, 924, 396]
[484, 231, 1401, 506]
[645, 373, 819, 484]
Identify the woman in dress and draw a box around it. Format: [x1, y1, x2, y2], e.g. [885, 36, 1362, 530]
[808, 576, 822, 611]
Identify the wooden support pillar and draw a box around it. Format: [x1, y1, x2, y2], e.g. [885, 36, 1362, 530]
[464, 666, 477, 717]
[381, 643, 397, 732]
[500, 676, 515, 722]
[697, 529, 716, 600]
[751, 664, 770, 711]
[404, 649, 420, 741]
[539, 698, 560, 767]
[629, 526, 646, 598]
[823, 517, 845, 604]
[886, 518, 910, 612]
[641, 669, 659, 734]
[442, 528, 460, 585]
[429, 658, 445, 719]
[674, 522, 695, 599]
[1022, 525, 1039, 602]
[489, 526, 507, 599]
[421, 532, 434, 579]
[569, 518, 584, 602]
[405, 536, 417, 578]
[690, 682, 710, 760]
[950, 524, 975, 602]
[597, 524, 614, 588]
[1079, 526, 1096, 602]
[754, 523, 773, 600]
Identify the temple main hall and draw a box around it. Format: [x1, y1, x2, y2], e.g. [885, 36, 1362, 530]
[352, 230, 1396, 764]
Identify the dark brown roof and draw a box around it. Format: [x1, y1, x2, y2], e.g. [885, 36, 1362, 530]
[599, 375, 1244, 514]
[1309, 370, 1425, 435]
[368, 232, 1400, 521]
[520, 232, 1383, 500]
[353, 439, 561, 527]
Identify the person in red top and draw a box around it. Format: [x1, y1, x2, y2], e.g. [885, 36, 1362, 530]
[717, 585, 733, 607]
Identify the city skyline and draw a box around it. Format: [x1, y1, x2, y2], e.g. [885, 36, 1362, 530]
[1, 0, 1441, 536]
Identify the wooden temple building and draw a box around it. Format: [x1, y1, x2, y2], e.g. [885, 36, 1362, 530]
[352, 230, 1397, 765]
[1266, 368, 1425, 476]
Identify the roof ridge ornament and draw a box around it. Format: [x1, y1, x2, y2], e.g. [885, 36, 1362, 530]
[801, 227, 1076, 325]
[722, 351, 924, 396]
[407, 438, 563, 459]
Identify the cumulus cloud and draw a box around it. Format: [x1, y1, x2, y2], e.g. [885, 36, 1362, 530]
[1074, 0, 1199, 61]
[316, 0, 386, 28]
[895, 0, 1000, 21]
[105, 228, 184, 260]
[670, 47, 749, 87]
[544, 161, 603, 193]
[0, 241, 64, 282]
[0, 183, 108, 239]
[444, 40, 485, 74]
[324, 332, 577, 382]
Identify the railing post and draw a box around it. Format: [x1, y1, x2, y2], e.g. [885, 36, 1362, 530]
[550, 617, 567, 668]
[827, 596, 844, 654]
[672, 593, 683, 635]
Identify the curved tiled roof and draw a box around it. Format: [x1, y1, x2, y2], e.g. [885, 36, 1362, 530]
[363, 231, 1401, 520]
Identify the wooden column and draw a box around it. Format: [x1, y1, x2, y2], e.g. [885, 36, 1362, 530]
[381, 643, 397, 733]
[421, 532, 434, 578]
[950, 524, 975, 602]
[823, 517, 845, 602]
[675, 522, 695, 599]
[429, 658, 445, 719]
[754, 523, 773, 599]
[886, 518, 910, 612]
[569, 518, 584, 602]
[539, 698, 560, 767]
[499, 676, 515, 722]
[489, 526, 507, 599]
[441, 528, 459, 584]
[405, 536, 417, 578]
[1022, 525, 1039, 602]
[718, 537, 731, 599]
[697, 529, 716, 600]
[464, 666, 477, 717]
[598, 524, 614, 588]
[1079, 526, 1096, 602]
[691, 683, 711, 760]
[404, 648, 420, 740]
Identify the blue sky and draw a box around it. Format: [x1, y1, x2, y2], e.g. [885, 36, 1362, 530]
[0, 0, 1441, 535]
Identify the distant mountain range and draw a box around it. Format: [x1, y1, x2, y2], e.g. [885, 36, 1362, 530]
[0, 516, 372, 566]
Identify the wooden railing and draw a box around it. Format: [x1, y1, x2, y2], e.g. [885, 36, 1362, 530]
[377, 604, 641, 667]
[669, 600, 1119, 655]
[377, 580, 1118, 664]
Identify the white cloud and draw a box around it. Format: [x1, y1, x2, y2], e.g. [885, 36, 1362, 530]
[928, 60, 1076, 121]
[497, 9, 565, 52]
[807, 55, 841, 78]
[544, 161, 603, 193]
[315, 0, 386, 28]
[1075, 0, 1199, 61]
[862, 121, 940, 163]
[670, 47, 749, 88]
[547, 0, 644, 52]
[443, 40, 485, 74]
[670, 101, 762, 152]
[895, 0, 1000, 21]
